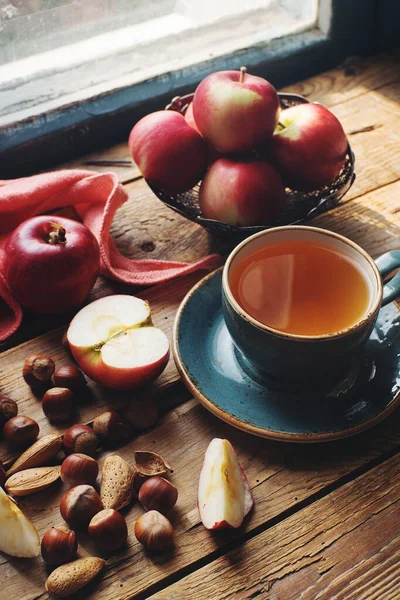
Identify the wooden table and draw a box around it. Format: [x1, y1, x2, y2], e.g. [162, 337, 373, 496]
[1, 52, 400, 599]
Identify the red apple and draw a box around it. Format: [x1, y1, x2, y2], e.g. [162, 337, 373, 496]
[4, 216, 100, 314]
[184, 102, 200, 133]
[198, 438, 253, 529]
[128, 111, 208, 194]
[67, 295, 170, 390]
[199, 157, 286, 226]
[192, 67, 280, 153]
[270, 103, 348, 191]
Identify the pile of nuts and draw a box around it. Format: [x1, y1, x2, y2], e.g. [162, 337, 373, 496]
[0, 353, 176, 596]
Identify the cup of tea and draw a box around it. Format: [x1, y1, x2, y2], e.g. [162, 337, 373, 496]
[222, 226, 400, 384]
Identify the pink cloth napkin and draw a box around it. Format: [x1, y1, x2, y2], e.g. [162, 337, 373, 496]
[0, 169, 220, 341]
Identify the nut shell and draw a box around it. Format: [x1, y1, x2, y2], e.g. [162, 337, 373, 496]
[0, 397, 18, 427]
[45, 556, 105, 597]
[134, 510, 174, 553]
[23, 354, 55, 388]
[61, 454, 99, 487]
[3, 416, 39, 446]
[41, 527, 77, 565]
[53, 365, 87, 391]
[63, 424, 99, 457]
[42, 387, 75, 422]
[88, 509, 128, 551]
[100, 455, 135, 510]
[60, 484, 103, 530]
[5, 466, 61, 496]
[6, 434, 62, 477]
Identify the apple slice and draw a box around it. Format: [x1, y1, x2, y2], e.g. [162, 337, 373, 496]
[198, 438, 254, 529]
[67, 295, 170, 390]
[0, 487, 40, 557]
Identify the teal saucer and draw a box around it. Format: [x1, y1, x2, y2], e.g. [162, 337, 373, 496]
[173, 269, 400, 442]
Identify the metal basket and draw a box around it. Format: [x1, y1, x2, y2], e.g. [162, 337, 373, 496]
[146, 92, 355, 244]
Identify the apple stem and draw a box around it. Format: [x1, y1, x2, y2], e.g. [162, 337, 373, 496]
[48, 223, 67, 245]
[239, 66, 247, 83]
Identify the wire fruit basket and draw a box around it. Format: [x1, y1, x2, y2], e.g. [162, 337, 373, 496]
[146, 92, 355, 244]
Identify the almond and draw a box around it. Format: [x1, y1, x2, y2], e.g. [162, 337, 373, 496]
[45, 556, 105, 597]
[5, 466, 61, 496]
[100, 455, 135, 510]
[6, 434, 62, 476]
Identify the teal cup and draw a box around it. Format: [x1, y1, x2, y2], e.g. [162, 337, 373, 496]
[222, 226, 400, 385]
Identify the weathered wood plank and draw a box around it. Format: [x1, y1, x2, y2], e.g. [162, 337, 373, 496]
[62, 142, 140, 182]
[280, 52, 400, 108]
[150, 452, 400, 600]
[2, 398, 400, 599]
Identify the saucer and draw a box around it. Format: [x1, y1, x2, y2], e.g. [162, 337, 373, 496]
[172, 269, 400, 442]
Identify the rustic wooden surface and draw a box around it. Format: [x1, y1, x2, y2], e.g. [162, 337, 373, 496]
[0, 52, 399, 600]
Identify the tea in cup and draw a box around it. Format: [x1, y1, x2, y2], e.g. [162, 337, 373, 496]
[222, 226, 400, 383]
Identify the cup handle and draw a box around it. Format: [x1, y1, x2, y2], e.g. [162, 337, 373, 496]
[375, 250, 400, 307]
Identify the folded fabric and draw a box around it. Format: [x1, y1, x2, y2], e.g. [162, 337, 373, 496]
[0, 169, 220, 341]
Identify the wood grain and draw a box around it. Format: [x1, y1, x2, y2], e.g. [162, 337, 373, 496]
[0, 54, 399, 600]
[150, 452, 400, 600]
[2, 397, 400, 599]
[280, 52, 400, 108]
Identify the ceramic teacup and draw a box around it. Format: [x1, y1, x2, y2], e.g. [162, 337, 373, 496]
[222, 226, 400, 384]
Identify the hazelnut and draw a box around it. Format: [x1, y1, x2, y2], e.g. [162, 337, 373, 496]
[61, 454, 99, 487]
[53, 365, 87, 392]
[42, 387, 75, 422]
[0, 460, 5, 488]
[134, 510, 174, 553]
[138, 476, 178, 513]
[88, 509, 128, 551]
[123, 398, 158, 430]
[60, 484, 103, 530]
[63, 424, 99, 457]
[41, 527, 78, 565]
[0, 397, 18, 427]
[92, 411, 132, 445]
[23, 354, 55, 389]
[3, 416, 39, 446]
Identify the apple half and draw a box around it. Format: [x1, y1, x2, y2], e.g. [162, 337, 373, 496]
[198, 438, 254, 529]
[67, 295, 170, 390]
[0, 487, 40, 557]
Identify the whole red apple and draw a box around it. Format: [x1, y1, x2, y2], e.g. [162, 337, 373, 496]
[4, 216, 100, 314]
[270, 103, 348, 191]
[192, 67, 280, 154]
[199, 158, 286, 227]
[128, 111, 208, 194]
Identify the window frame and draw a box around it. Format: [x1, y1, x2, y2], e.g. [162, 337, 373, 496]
[0, 0, 380, 178]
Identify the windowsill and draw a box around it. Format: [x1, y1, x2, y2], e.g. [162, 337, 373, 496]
[0, 0, 317, 127]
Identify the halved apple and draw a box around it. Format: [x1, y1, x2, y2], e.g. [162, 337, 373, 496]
[198, 438, 254, 529]
[0, 487, 40, 557]
[67, 295, 170, 390]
